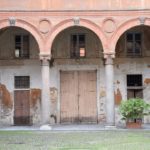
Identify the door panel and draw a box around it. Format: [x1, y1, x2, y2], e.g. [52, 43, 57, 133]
[135, 90, 143, 98]
[60, 71, 78, 123]
[127, 90, 134, 99]
[78, 71, 97, 123]
[14, 90, 30, 125]
[127, 89, 143, 99]
[60, 70, 97, 124]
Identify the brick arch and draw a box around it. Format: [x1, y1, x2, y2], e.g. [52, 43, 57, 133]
[0, 19, 44, 53]
[110, 18, 143, 53]
[46, 18, 107, 54]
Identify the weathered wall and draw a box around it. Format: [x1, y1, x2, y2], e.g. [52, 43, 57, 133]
[1, 23, 150, 126]
[51, 27, 105, 124]
[0, 27, 41, 125]
[0, 0, 149, 10]
[1, 59, 150, 125]
[114, 26, 150, 124]
[113, 58, 150, 124]
[0, 61, 42, 125]
[0, 84, 13, 125]
[30, 88, 41, 124]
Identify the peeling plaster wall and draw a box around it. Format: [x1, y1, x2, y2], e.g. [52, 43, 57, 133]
[0, 27, 41, 125]
[1, 54, 150, 125]
[50, 63, 106, 124]
[115, 26, 150, 124]
[0, 84, 13, 125]
[50, 26, 150, 125]
[51, 27, 106, 124]
[0, 58, 108, 125]
[30, 88, 41, 124]
[1, 25, 150, 126]
[0, 61, 42, 125]
[114, 58, 150, 124]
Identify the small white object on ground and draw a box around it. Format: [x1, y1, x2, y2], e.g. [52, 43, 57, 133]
[40, 124, 52, 130]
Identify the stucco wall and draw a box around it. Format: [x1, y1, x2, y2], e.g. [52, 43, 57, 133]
[114, 58, 150, 124]
[0, 61, 42, 125]
[1, 24, 150, 126]
[0, 0, 150, 10]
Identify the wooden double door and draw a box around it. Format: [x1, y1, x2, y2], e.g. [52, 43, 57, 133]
[60, 70, 97, 124]
[14, 90, 31, 125]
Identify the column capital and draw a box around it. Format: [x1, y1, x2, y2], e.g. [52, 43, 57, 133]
[40, 54, 51, 66]
[103, 52, 115, 59]
[104, 52, 115, 65]
[40, 54, 51, 60]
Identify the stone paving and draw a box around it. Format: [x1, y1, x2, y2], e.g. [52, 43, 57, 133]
[0, 124, 150, 131]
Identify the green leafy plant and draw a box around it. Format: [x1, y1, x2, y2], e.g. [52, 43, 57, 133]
[119, 98, 150, 122]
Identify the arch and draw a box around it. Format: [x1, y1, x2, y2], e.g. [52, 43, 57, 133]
[0, 19, 44, 53]
[46, 18, 107, 54]
[110, 18, 143, 53]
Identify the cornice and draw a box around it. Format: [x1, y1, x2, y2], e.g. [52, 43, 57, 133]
[0, 9, 150, 17]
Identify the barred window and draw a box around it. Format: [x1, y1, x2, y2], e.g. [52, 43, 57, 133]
[15, 76, 30, 89]
[70, 34, 86, 58]
[126, 33, 142, 56]
[127, 74, 142, 87]
[127, 74, 143, 99]
[15, 35, 29, 58]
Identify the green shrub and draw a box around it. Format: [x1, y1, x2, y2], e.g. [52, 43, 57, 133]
[119, 98, 150, 122]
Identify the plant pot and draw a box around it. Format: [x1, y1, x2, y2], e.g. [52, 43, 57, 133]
[126, 121, 142, 129]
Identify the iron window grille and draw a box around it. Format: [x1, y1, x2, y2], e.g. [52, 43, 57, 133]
[70, 34, 86, 58]
[15, 35, 30, 58]
[15, 76, 30, 89]
[127, 74, 142, 87]
[126, 33, 142, 56]
[127, 74, 143, 99]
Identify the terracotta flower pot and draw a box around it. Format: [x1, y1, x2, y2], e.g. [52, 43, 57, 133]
[126, 121, 142, 129]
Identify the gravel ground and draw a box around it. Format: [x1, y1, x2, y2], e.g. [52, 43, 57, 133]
[0, 130, 150, 150]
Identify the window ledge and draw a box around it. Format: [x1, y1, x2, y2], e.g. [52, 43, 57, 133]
[127, 86, 143, 90]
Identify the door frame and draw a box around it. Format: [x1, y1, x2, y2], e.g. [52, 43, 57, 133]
[58, 66, 100, 124]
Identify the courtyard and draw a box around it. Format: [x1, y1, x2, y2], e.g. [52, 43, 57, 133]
[0, 130, 150, 150]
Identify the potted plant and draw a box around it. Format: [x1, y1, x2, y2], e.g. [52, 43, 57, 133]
[119, 98, 150, 129]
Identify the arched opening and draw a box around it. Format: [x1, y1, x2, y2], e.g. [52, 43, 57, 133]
[0, 26, 40, 59]
[115, 26, 150, 124]
[51, 26, 103, 62]
[47, 18, 107, 55]
[50, 26, 104, 124]
[0, 27, 41, 126]
[116, 26, 150, 58]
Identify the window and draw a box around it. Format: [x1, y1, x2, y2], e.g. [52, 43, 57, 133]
[126, 33, 142, 56]
[15, 35, 29, 58]
[70, 34, 86, 58]
[127, 74, 142, 87]
[127, 74, 143, 99]
[15, 76, 30, 89]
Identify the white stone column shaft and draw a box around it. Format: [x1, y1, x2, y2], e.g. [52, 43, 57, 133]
[105, 55, 115, 126]
[41, 55, 50, 124]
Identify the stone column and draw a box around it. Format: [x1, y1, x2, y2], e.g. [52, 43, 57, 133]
[40, 54, 51, 124]
[104, 54, 115, 126]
